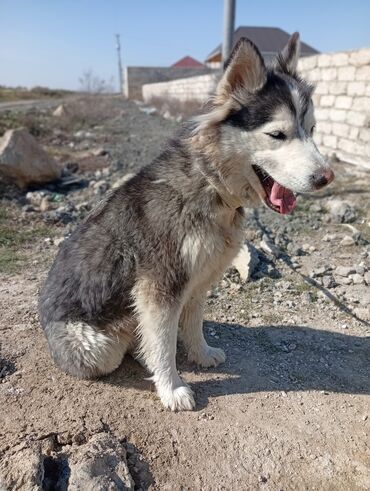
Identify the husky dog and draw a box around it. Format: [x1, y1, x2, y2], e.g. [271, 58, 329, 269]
[39, 33, 334, 411]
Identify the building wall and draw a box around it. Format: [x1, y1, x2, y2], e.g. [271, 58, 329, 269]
[298, 48, 370, 168]
[125, 66, 212, 100]
[142, 47, 370, 168]
[142, 72, 221, 102]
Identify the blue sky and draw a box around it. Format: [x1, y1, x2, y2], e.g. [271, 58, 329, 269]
[1, 0, 369, 90]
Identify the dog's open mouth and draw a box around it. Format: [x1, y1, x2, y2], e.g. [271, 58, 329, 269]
[252, 165, 297, 215]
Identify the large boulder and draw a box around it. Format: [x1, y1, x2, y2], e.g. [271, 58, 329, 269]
[0, 128, 61, 188]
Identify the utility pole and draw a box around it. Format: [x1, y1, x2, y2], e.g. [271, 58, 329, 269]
[222, 0, 236, 68]
[115, 34, 123, 94]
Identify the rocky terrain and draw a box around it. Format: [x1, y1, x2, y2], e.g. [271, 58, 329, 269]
[0, 97, 369, 490]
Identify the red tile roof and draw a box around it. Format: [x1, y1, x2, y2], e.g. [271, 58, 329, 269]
[171, 56, 204, 68]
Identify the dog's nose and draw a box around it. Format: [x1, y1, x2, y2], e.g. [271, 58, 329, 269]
[313, 168, 335, 189]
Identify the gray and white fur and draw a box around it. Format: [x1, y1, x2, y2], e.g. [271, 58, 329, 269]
[39, 33, 334, 411]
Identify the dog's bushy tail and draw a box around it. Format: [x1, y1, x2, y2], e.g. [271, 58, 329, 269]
[43, 321, 126, 379]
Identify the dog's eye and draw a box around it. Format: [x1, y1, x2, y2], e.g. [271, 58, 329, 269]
[266, 131, 287, 140]
[310, 125, 316, 136]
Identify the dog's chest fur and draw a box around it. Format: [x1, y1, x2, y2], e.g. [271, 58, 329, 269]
[181, 205, 245, 295]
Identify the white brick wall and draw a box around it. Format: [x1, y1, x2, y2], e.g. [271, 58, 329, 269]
[142, 73, 220, 103]
[298, 47, 370, 168]
[143, 47, 370, 168]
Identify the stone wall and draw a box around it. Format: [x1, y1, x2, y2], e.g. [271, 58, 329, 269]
[125, 66, 212, 100]
[298, 48, 370, 168]
[142, 72, 221, 102]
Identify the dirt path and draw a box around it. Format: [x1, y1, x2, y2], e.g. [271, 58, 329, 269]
[0, 99, 369, 490]
[0, 99, 65, 113]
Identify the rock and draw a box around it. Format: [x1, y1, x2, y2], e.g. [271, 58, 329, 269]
[353, 307, 370, 320]
[26, 190, 48, 207]
[325, 199, 357, 223]
[52, 104, 68, 117]
[340, 235, 356, 246]
[112, 173, 136, 189]
[40, 197, 50, 212]
[364, 272, 370, 285]
[335, 266, 356, 277]
[286, 243, 304, 256]
[54, 237, 65, 247]
[310, 266, 330, 277]
[163, 110, 173, 120]
[101, 167, 111, 177]
[350, 273, 364, 285]
[310, 203, 323, 213]
[356, 265, 366, 275]
[343, 224, 362, 241]
[260, 237, 282, 258]
[91, 147, 108, 157]
[322, 275, 336, 288]
[301, 243, 316, 253]
[139, 106, 157, 116]
[74, 130, 95, 140]
[56, 175, 88, 190]
[335, 276, 352, 285]
[231, 242, 260, 281]
[323, 233, 338, 242]
[0, 129, 61, 188]
[0, 444, 44, 490]
[68, 433, 134, 490]
[93, 180, 109, 194]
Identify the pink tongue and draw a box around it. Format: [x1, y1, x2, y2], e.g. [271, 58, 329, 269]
[270, 182, 297, 215]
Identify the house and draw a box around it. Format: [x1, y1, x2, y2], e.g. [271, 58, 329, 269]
[171, 56, 204, 68]
[205, 26, 319, 68]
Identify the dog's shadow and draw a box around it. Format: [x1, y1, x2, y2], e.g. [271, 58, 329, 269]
[102, 321, 370, 409]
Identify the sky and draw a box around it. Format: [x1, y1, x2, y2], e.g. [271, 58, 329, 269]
[1, 0, 370, 91]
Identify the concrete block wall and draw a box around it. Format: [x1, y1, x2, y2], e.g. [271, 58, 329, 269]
[142, 73, 221, 103]
[125, 66, 212, 100]
[142, 48, 370, 168]
[298, 48, 370, 168]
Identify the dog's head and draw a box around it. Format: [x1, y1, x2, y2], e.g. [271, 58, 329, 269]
[195, 33, 334, 214]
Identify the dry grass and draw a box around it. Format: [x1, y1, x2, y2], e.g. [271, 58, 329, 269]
[0, 110, 50, 138]
[0, 205, 55, 274]
[0, 85, 73, 103]
[57, 95, 122, 129]
[0, 95, 123, 137]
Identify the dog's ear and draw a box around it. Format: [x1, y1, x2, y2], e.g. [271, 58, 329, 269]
[216, 37, 267, 103]
[275, 32, 300, 75]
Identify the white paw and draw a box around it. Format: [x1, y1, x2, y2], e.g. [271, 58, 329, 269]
[188, 345, 226, 368]
[158, 384, 196, 411]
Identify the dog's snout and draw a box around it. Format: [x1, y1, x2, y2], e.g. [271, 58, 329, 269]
[312, 168, 335, 190]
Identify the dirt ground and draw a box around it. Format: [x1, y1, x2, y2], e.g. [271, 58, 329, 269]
[0, 98, 369, 490]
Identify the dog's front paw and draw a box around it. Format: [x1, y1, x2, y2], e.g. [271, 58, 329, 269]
[158, 384, 195, 411]
[188, 345, 226, 368]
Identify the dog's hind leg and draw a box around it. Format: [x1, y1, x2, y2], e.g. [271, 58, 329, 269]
[44, 321, 129, 379]
[179, 290, 226, 368]
[134, 284, 195, 411]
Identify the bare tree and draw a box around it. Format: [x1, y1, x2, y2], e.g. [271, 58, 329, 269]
[78, 69, 114, 94]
